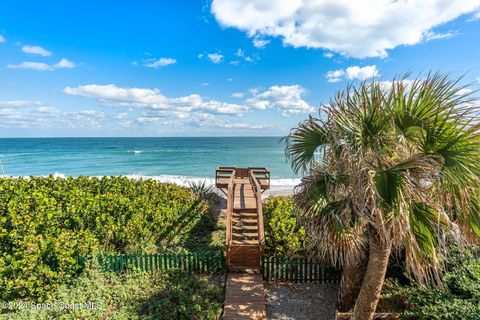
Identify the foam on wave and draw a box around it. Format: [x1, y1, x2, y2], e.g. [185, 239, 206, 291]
[6, 173, 300, 190]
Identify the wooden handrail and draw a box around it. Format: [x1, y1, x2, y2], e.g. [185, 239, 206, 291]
[249, 169, 265, 246]
[225, 169, 236, 247]
[248, 167, 270, 190]
[216, 167, 235, 188]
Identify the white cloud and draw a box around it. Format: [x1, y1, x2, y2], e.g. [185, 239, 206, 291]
[63, 84, 249, 116]
[201, 50, 257, 66]
[247, 84, 314, 115]
[0, 100, 44, 108]
[207, 52, 224, 63]
[456, 88, 473, 95]
[201, 82, 209, 86]
[54, 58, 76, 69]
[0, 35, 5, 43]
[0, 98, 110, 130]
[21, 45, 52, 57]
[326, 69, 345, 83]
[423, 30, 459, 41]
[36, 106, 61, 114]
[0, 108, 22, 121]
[211, 0, 480, 58]
[230, 49, 259, 64]
[378, 79, 415, 91]
[136, 115, 167, 125]
[470, 11, 480, 20]
[323, 52, 334, 59]
[231, 92, 244, 98]
[244, 55, 258, 62]
[345, 65, 379, 80]
[7, 61, 53, 71]
[63, 83, 313, 120]
[78, 110, 106, 118]
[189, 113, 273, 130]
[7, 59, 76, 71]
[326, 65, 379, 82]
[252, 36, 270, 48]
[144, 57, 177, 68]
[114, 112, 129, 120]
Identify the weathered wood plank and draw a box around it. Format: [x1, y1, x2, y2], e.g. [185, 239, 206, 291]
[224, 273, 267, 320]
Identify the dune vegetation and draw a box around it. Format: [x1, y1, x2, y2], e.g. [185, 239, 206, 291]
[0, 176, 215, 300]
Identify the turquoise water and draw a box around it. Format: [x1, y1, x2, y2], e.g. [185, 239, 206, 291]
[0, 137, 297, 182]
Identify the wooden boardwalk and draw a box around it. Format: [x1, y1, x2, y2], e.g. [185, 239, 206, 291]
[223, 273, 267, 320]
[216, 167, 270, 320]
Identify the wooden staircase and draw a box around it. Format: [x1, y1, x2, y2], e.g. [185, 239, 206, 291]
[216, 167, 270, 270]
[216, 167, 270, 319]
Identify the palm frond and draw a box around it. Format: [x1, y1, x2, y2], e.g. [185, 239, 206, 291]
[188, 180, 218, 203]
[328, 82, 392, 156]
[303, 198, 367, 266]
[285, 116, 330, 174]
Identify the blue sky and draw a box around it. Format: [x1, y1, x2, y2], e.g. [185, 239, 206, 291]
[0, 0, 480, 137]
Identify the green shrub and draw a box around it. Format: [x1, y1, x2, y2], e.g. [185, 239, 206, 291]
[383, 246, 480, 319]
[0, 176, 208, 300]
[188, 180, 220, 204]
[1, 261, 224, 320]
[262, 196, 305, 256]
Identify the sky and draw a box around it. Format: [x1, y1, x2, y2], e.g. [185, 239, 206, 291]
[0, 0, 480, 137]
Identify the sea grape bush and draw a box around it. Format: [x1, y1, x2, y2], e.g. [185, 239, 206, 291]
[262, 196, 305, 256]
[2, 261, 224, 320]
[384, 246, 480, 319]
[0, 176, 208, 300]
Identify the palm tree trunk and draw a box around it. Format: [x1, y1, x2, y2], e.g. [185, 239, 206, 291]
[337, 252, 368, 312]
[352, 231, 392, 320]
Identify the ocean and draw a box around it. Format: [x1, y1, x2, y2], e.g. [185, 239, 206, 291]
[0, 137, 300, 189]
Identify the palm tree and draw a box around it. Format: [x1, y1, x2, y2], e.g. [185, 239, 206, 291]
[285, 73, 480, 320]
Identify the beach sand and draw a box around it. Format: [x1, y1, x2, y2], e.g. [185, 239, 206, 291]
[263, 187, 294, 197]
[4, 175, 296, 198]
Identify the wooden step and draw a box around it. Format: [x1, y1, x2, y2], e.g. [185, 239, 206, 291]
[232, 218, 258, 224]
[228, 245, 262, 269]
[233, 201, 257, 210]
[232, 232, 259, 238]
[234, 183, 253, 189]
[232, 225, 258, 231]
[231, 239, 259, 245]
[233, 207, 258, 213]
[233, 212, 258, 218]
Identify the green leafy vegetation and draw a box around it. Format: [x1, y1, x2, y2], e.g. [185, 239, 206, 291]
[384, 246, 480, 320]
[0, 176, 209, 300]
[263, 196, 305, 256]
[1, 261, 224, 320]
[188, 180, 220, 204]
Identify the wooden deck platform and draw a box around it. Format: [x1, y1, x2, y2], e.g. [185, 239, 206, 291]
[216, 167, 270, 320]
[223, 273, 267, 320]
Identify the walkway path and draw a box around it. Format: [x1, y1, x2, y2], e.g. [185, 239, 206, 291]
[223, 273, 267, 320]
[215, 167, 270, 320]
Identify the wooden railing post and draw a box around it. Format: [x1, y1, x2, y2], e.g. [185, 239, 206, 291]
[249, 169, 265, 248]
[225, 169, 236, 269]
